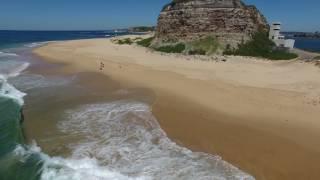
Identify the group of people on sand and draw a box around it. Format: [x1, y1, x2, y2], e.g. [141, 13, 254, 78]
[100, 61, 105, 71]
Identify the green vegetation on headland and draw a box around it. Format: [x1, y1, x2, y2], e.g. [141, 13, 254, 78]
[115, 31, 298, 60]
[116, 38, 133, 45]
[136, 37, 154, 47]
[187, 36, 220, 55]
[224, 31, 298, 60]
[114, 37, 152, 46]
[135, 36, 220, 55]
[154, 43, 186, 53]
[137, 37, 186, 53]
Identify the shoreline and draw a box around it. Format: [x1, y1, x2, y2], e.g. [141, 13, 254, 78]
[34, 36, 320, 180]
[296, 48, 320, 54]
[292, 48, 320, 61]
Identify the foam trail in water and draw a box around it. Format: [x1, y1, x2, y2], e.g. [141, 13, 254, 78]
[0, 75, 26, 106]
[57, 101, 254, 180]
[0, 54, 30, 77]
[41, 158, 148, 180]
[7, 62, 30, 78]
[0, 61, 29, 105]
[13, 143, 148, 180]
[10, 74, 74, 91]
[24, 42, 51, 48]
[0, 63, 29, 105]
[0, 51, 18, 57]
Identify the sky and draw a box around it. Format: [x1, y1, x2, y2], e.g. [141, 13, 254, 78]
[0, 0, 319, 32]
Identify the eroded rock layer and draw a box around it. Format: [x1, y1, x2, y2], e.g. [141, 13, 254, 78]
[155, 0, 268, 46]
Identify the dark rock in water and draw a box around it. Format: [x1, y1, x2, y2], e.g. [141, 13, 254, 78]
[155, 0, 268, 47]
[20, 108, 24, 124]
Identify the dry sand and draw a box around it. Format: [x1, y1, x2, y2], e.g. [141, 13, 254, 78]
[34, 35, 320, 180]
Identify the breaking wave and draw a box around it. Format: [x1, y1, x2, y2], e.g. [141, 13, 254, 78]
[55, 101, 254, 180]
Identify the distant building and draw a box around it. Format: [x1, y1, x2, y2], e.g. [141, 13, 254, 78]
[269, 22, 295, 49]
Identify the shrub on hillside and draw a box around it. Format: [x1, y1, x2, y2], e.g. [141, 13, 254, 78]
[117, 38, 133, 45]
[266, 50, 298, 60]
[136, 37, 154, 47]
[224, 31, 298, 60]
[154, 43, 186, 53]
[188, 36, 220, 55]
[188, 49, 206, 55]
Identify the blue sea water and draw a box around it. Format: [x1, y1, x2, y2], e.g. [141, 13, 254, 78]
[294, 38, 320, 52]
[0, 30, 127, 49]
[0, 31, 261, 180]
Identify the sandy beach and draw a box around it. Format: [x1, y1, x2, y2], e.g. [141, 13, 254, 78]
[34, 35, 320, 180]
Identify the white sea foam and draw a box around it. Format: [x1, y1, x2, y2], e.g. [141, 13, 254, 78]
[0, 60, 29, 105]
[10, 74, 73, 91]
[56, 101, 254, 180]
[24, 42, 51, 48]
[0, 62, 29, 106]
[0, 51, 18, 57]
[13, 143, 148, 180]
[0, 61, 28, 76]
[0, 75, 26, 105]
[24, 42, 43, 48]
[7, 62, 30, 78]
[41, 157, 149, 180]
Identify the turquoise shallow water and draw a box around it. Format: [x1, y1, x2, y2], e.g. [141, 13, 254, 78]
[0, 97, 43, 180]
[0, 46, 44, 179]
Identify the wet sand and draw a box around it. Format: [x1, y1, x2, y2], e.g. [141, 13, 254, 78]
[34, 37, 320, 180]
[23, 58, 155, 157]
[154, 92, 320, 180]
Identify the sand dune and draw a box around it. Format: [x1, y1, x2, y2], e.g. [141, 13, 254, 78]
[34, 36, 320, 180]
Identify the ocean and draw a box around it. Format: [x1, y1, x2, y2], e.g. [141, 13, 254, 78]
[0, 31, 255, 180]
[294, 38, 320, 52]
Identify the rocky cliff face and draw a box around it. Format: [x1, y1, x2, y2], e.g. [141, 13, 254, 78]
[155, 0, 268, 47]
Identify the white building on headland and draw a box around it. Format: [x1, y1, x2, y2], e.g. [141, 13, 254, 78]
[269, 22, 295, 49]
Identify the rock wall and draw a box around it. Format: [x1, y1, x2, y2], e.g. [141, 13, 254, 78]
[155, 0, 268, 47]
